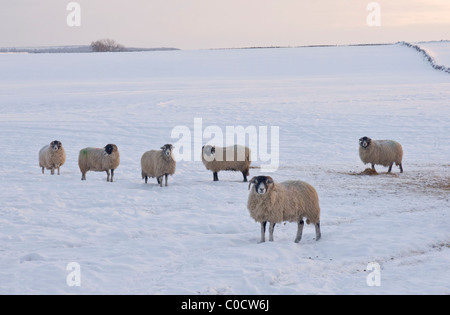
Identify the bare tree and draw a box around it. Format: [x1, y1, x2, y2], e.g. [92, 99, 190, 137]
[91, 39, 126, 52]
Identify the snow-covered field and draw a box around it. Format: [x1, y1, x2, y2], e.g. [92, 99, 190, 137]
[419, 41, 450, 69]
[0, 43, 449, 295]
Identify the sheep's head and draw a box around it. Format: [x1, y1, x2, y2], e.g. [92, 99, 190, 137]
[359, 137, 372, 149]
[50, 140, 62, 151]
[248, 176, 274, 195]
[202, 145, 216, 162]
[104, 144, 117, 156]
[161, 144, 174, 158]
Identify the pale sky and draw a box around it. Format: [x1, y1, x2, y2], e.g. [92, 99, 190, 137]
[0, 0, 449, 49]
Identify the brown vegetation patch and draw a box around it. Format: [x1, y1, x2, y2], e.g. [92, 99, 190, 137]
[426, 179, 450, 191]
[344, 168, 400, 177]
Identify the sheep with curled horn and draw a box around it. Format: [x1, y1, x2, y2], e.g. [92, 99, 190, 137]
[247, 176, 321, 243]
[359, 137, 403, 173]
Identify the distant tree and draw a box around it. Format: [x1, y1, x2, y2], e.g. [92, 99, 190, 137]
[91, 39, 125, 52]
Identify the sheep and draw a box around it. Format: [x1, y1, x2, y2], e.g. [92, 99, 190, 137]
[247, 175, 321, 243]
[141, 144, 176, 187]
[359, 137, 403, 173]
[39, 140, 66, 175]
[78, 144, 120, 182]
[201, 144, 251, 182]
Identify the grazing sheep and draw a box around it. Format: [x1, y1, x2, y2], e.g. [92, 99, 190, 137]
[141, 144, 176, 187]
[78, 144, 120, 182]
[247, 176, 321, 243]
[359, 137, 403, 173]
[202, 145, 251, 182]
[39, 140, 66, 175]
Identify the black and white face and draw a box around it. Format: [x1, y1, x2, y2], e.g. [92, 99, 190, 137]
[359, 137, 372, 149]
[161, 144, 173, 157]
[202, 145, 215, 157]
[202, 145, 216, 163]
[104, 144, 115, 155]
[248, 176, 274, 195]
[50, 140, 62, 151]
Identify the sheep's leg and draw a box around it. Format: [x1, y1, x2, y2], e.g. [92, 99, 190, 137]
[110, 169, 114, 182]
[371, 163, 375, 171]
[144, 176, 148, 184]
[157, 177, 160, 184]
[295, 219, 305, 243]
[165, 174, 168, 186]
[315, 222, 321, 241]
[42, 167, 45, 174]
[51, 168, 55, 175]
[159, 176, 163, 187]
[242, 171, 248, 182]
[57, 167, 60, 175]
[388, 163, 393, 173]
[269, 222, 276, 242]
[106, 170, 110, 182]
[81, 173, 86, 181]
[213, 172, 219, 181]
[399, 164, 403, 173]
[260, 221, 267, 243]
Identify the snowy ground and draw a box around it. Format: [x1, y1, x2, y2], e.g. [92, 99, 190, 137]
[0, 43, 449, 295]
[419, 40, 450, 69]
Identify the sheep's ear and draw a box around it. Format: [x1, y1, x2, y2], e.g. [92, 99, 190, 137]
[266, 177, 274, 184]
[248, 176, 258, 190]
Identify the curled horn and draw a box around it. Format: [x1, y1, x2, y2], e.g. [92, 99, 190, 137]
[248, 176, 258, 190]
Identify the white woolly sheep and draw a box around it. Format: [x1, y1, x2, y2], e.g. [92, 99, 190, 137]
[247, 176, 321, 243]
[359, 137, 403, 173]
[39, 140, 66, 175]
[202, 144, 251, 182]
[78, 144, 120, 182]
[141, 144, 176, 187]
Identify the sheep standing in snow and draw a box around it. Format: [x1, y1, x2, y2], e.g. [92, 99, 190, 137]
[141, 144, 176, 187]
[39, 140, 66, 175]
[78, 144, 120, 182]
[247, 176, 321, 243]
[202, 145, 251, 182]
[359, 137, 403, 173]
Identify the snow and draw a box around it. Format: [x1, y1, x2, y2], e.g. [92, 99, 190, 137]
[418, 41, 450, 69]
[0, 43, 449, 295]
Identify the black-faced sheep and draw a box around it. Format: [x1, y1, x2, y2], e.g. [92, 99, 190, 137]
[141, 144, 176, 187]
[39, 140, 66, 175]
[247, 176, 321, 243]
[78, 144, 120, 182]
[202, 145, 251, 182]
[359, 137, 403, 173]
